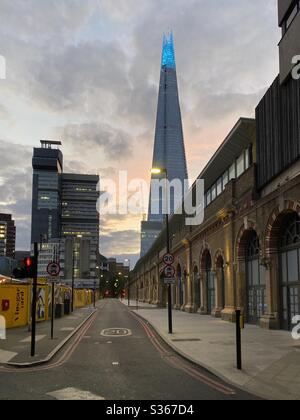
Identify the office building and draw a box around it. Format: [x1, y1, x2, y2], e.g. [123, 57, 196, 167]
[0, 213, 16, 259]
[30, 141, 100, 284]
[31, 140, 63, 244]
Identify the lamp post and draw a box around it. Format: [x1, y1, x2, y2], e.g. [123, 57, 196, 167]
[125, 258, 131, 307]
[93, 279, 96, 308]
[71, 244, 75, 313]
[151, 167, 173, 334]
[71, 235, 82, 312]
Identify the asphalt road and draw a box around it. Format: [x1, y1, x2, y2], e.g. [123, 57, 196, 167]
[0, 299, 258, 400]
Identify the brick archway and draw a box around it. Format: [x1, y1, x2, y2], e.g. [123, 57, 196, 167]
[235, 220, 261, 262]
[265, 200, 300, 257]
[199, 243, 212, 270]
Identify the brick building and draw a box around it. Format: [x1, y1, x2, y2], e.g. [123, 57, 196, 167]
[131, 0, 300, 331]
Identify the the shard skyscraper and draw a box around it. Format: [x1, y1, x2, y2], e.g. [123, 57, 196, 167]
[141, 33, 188, 257]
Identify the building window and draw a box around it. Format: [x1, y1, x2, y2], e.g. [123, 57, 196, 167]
[245, 148, 250, 170]
[246, 231, 266, 325]
[286, 4, 298, 29]
[206, 190, 212, 206]
[204, 145, 253, 208]
[38, 191, 58, 210]
[282, 1, 300, 34]
[211, 185, 217, 202]
[280, 213, 300, 331]
[236, 152, 245, 178]
[222, 171, 229, 189]
[216, 178, 222, 196]
[229, 162, 236, 180]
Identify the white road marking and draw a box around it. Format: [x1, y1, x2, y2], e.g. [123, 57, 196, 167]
[112, 362, 120, 366]
[0, 350, 18, 363]
[47, 388, 105, 400]
[101, 328, 132, 337]
[60, 327, 75, 332]
[21, 335, 46, 343]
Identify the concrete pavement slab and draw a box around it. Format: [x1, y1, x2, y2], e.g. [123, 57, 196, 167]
[123, 300, 300, 400]
[0, 304, 99, 365]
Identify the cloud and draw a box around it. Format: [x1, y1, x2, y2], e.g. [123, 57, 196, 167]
[100, 229, 140, 267]
[0, 140, 32, 250]
[0, 0, 280, 256]
[59, 122, 132, 159]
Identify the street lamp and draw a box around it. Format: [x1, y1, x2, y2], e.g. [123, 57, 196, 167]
[71, 235, 82, 312]
[125, 258, 131, 307]
[151, 167, 173, 334]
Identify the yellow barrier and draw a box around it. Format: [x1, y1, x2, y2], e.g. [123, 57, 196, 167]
[0, 282, 98, 329]
[0, 284, 29, 328]
[74, 289, 93, 308]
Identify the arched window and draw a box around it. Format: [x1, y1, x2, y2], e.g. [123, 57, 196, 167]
[280, 213, 300, 330]
[246, 231, 266, 324]
[205, 252, 215, 314]
[177, 264, 184, 307]
[193, 265, 200, 310]
[216, 256, 225, 310]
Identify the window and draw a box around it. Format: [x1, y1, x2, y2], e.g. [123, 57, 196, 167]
[38, 191, 58, 210]
[229, 163, 236, 180]
[206, 190, 211, 206]
[216, 178, 222, 196]
[245, 148, 250, 170]
[236, 152, 245, 178]
[204, 146, 253, 208]
[280, 214, 300, 330]
[246, 231, 266, 324]
[211, 185, 216, 201]
[222, 171, 229, 189]
[286, 4, 298, 29]
[282, 1, 300, 34]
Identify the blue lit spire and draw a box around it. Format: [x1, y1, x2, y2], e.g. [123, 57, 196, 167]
[161, 32, 176, 69]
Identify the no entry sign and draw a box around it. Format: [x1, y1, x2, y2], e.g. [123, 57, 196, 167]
[164, 265, 175, 279]
[47, 262, 61, 277]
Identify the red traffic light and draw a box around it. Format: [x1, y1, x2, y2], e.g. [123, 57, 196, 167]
[24, 257, 34, 267]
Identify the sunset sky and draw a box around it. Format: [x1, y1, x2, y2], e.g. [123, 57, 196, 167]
[0, 0, 280, 266]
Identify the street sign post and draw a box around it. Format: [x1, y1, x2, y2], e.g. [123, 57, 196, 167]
[47, 262, 61, 340]
[164, 278, 176, 285]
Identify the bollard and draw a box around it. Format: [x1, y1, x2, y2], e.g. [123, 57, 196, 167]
[236, 310, 242, 370]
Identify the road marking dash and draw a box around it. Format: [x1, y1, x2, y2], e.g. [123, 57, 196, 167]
[21, 335, 46, 343]
[47, 387, 105, 400]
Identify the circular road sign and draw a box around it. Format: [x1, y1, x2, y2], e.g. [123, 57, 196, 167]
[164, 265, 175, 279]
[47, 262, 61, 277]
[163, 253, 175, 266]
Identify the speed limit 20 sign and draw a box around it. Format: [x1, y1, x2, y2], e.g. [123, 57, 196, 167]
[163, 253, 174, 266]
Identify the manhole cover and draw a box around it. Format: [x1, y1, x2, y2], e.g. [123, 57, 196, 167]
[101, 328, 132, 337]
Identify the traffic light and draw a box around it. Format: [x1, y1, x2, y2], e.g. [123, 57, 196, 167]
[13, 257, 37, 279]
[24, 257, 36, 278]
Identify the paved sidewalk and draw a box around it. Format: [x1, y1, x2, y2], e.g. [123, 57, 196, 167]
[125, 300, 300, 400]
[0, 305, 98, 365]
